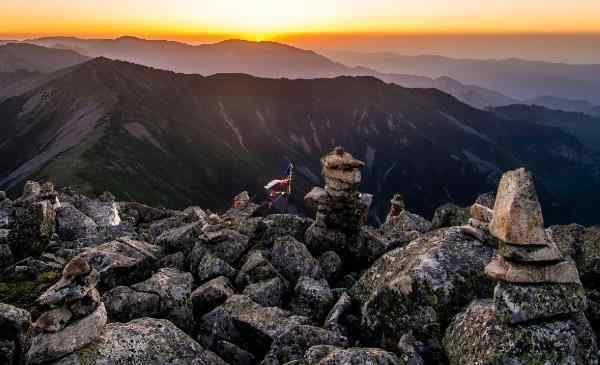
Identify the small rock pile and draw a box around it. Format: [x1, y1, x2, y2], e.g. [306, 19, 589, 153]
[305, 146, 365, 255]
[26, 256, 107, 364]
[485, 168, 584, 324]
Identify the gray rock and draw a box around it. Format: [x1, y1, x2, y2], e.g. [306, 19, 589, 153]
[214, 339, 255, 365]
[55, 203, 98, 241]
[0, 303, 31, 365]
[470, 203, 494, 223]
[381, 210, 432, 235]
[103, 286, 161, 322]
[235, 250, 283, 288]
[76, 199, 121, 227]
[431, 203, 470, 229]
[0, 243, 13, 268]
[318, 251, 343, 283]
[494, 281, 587, 324]
[261, 214, 313, 247]
[578, 226, 600, 286]
[118, 201, 177, 225]
[198, 295, 310, 358]
[192, 276, 235, 319]
[131, 268, 194, 332]
[197, 254, 237, 283]
[200, 229, 250, 265]
[155, 251, 186, 271]
[76, 237, 162, 291]
[155, 221, 202, 254]
[33, 307, 72, 333]
[547, 223, 585, 261]
[26, 303, 107, 364]
[243, 277, 287, 307]
[323, 292, 352, 335]
[271, 236, 322, 284]
[350, 228, 495, 358]
[443, 299, 599, 365]
[9, 199, 56, 260]
[262, 325, 348, 365]
[53, 317, 227, 365]
[290, 277, 334, 322]
[304, 345, 407, 365]
[475, 191, 496, 209]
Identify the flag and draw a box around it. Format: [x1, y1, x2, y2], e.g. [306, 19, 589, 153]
[265, 162, 294, 202]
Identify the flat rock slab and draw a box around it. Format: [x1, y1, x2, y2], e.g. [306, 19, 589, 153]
[498, 240, 563, 263]
[494, 281, 587, 324]
[485, 256, 581, 284]
[303, 345, 407, 365]
[443, 300, 599, 365]
[53, 317, 227, 365]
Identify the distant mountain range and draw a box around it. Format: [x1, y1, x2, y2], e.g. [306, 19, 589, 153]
[1, 56, 599, 225]
[325, 51, 600, 106]
[22, 37, 517, 109]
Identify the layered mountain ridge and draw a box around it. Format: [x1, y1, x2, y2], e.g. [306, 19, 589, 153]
[1, 57, 599, 224]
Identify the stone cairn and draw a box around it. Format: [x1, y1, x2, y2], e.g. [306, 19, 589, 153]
[385, 193, 405, 223]
[484, 168, 585, 325]
[305, 146, 365, 254]
[26, 257, 107, 364]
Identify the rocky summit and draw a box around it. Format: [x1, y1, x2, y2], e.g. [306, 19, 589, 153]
[1, 152, 600, 365]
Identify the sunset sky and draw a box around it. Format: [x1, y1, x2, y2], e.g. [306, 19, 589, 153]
[3, 0, 600, 41]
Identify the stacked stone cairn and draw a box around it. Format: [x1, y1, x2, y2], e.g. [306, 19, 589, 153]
[485, 168, 585, 324]
[26, 256, 107, 364]
[305, 147, 365, 255]
[385, 193, 405, 223]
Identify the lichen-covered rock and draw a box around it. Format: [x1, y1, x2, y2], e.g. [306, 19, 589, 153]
[192, 276, 235, 319]
[243, 277, 287, 308]
[199, 229, 250, 265]
[547, 223, 585, 261]
[262, 325, 348, 365]
[381, 210, 432, 236]
[578, 226, 600, 287]
[494, 281, 587, 324]
[55, 203, 98, 242]
[53, 317, 227, 364]
[103, 285, 161, 322]
[130, 268, 194, 332]
[76, 238, 162, 291]
[290, 277, 334, 322]
[260, 214, 313, 248]
[303, 345, 407, 365]
[470, 203, 494, 223]
[196, 254, 237, 283]
[0, 303, 31, 365]
[485, 255, 581, 284]
[0, 243, 14, 269]
[155, 221, 202, 255]
[235, 250, 282, 288]
[323, 292, 353, 335]
[271, 236, 322, 284]
[431, 203, 469, 229]
[350, 228, 495, 358]
[318, 251, 343, 283]
[489, 168, 548, 245]
[197, 295, 309, 359]
[76, 199, 120, 227]
[26, 303, 107, 364]
[155, 251, 186, 271]
[443, 299, 599, 365]
[9, 199, 56, 260]
[118, 201, 178, 224]
[213, 339, 255, 365]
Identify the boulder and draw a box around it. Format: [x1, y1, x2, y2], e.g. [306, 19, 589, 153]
[475, 191, 496, 209]
[380, 210, 432, 236]
[196, 254, 237, 284]
[0, 303, 32, 365]
[262, 325, 349, 365]
[470, 203, 494, 223]
[9, 199, 56, 260]
[235, 250, 283, 288]
[350, 228, 495, 358]
[260, 214, 313, 248]
[118, 201, 177, 225]
[197, 295, 309, 359]
[304, 187, 327, 216]
[318, 251, 343, 283]
[0, 243, 13, 269]
[200, 229, 250, 265]
[55, 203, 98, 242]
[148, 213, 198, 240]
[155, 251, 186, 271]
[488, 168, 548, 245]
[271, 236, 322, 284]
[578, 226, 600, 286]
[443, 299, 599, 365]
[213, 340, 255, 365]
[192, 276, 235, 319]
[303, 345, 407, 365]
[323, 293, 353, 335]
[155, 221, 202, 254]
[102, 286, 161, 322]
[485, 255, 581, 284]
[497, 240, 563, 263]
[547, 223, 585, 261]
[53, 317, 227, 364]
[76, 238, 162, 291]
[290, 276, 334, 322]
[26, 303, 107, 364]
[431, 203, 470, 229]
[130, 268, 194, 332]
[76, 199, 120, 227]
[243, 277, 287, 308]
[493, 281, 587, 324]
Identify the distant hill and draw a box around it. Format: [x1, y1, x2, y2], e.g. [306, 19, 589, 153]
[1, 57, 599, 224]
[0, 43, 89, 73]
[325, 51, 600, 105]
[522, 96, 600, 117]
[28, 36, 515, 109]
[489, 104, 600, 152]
